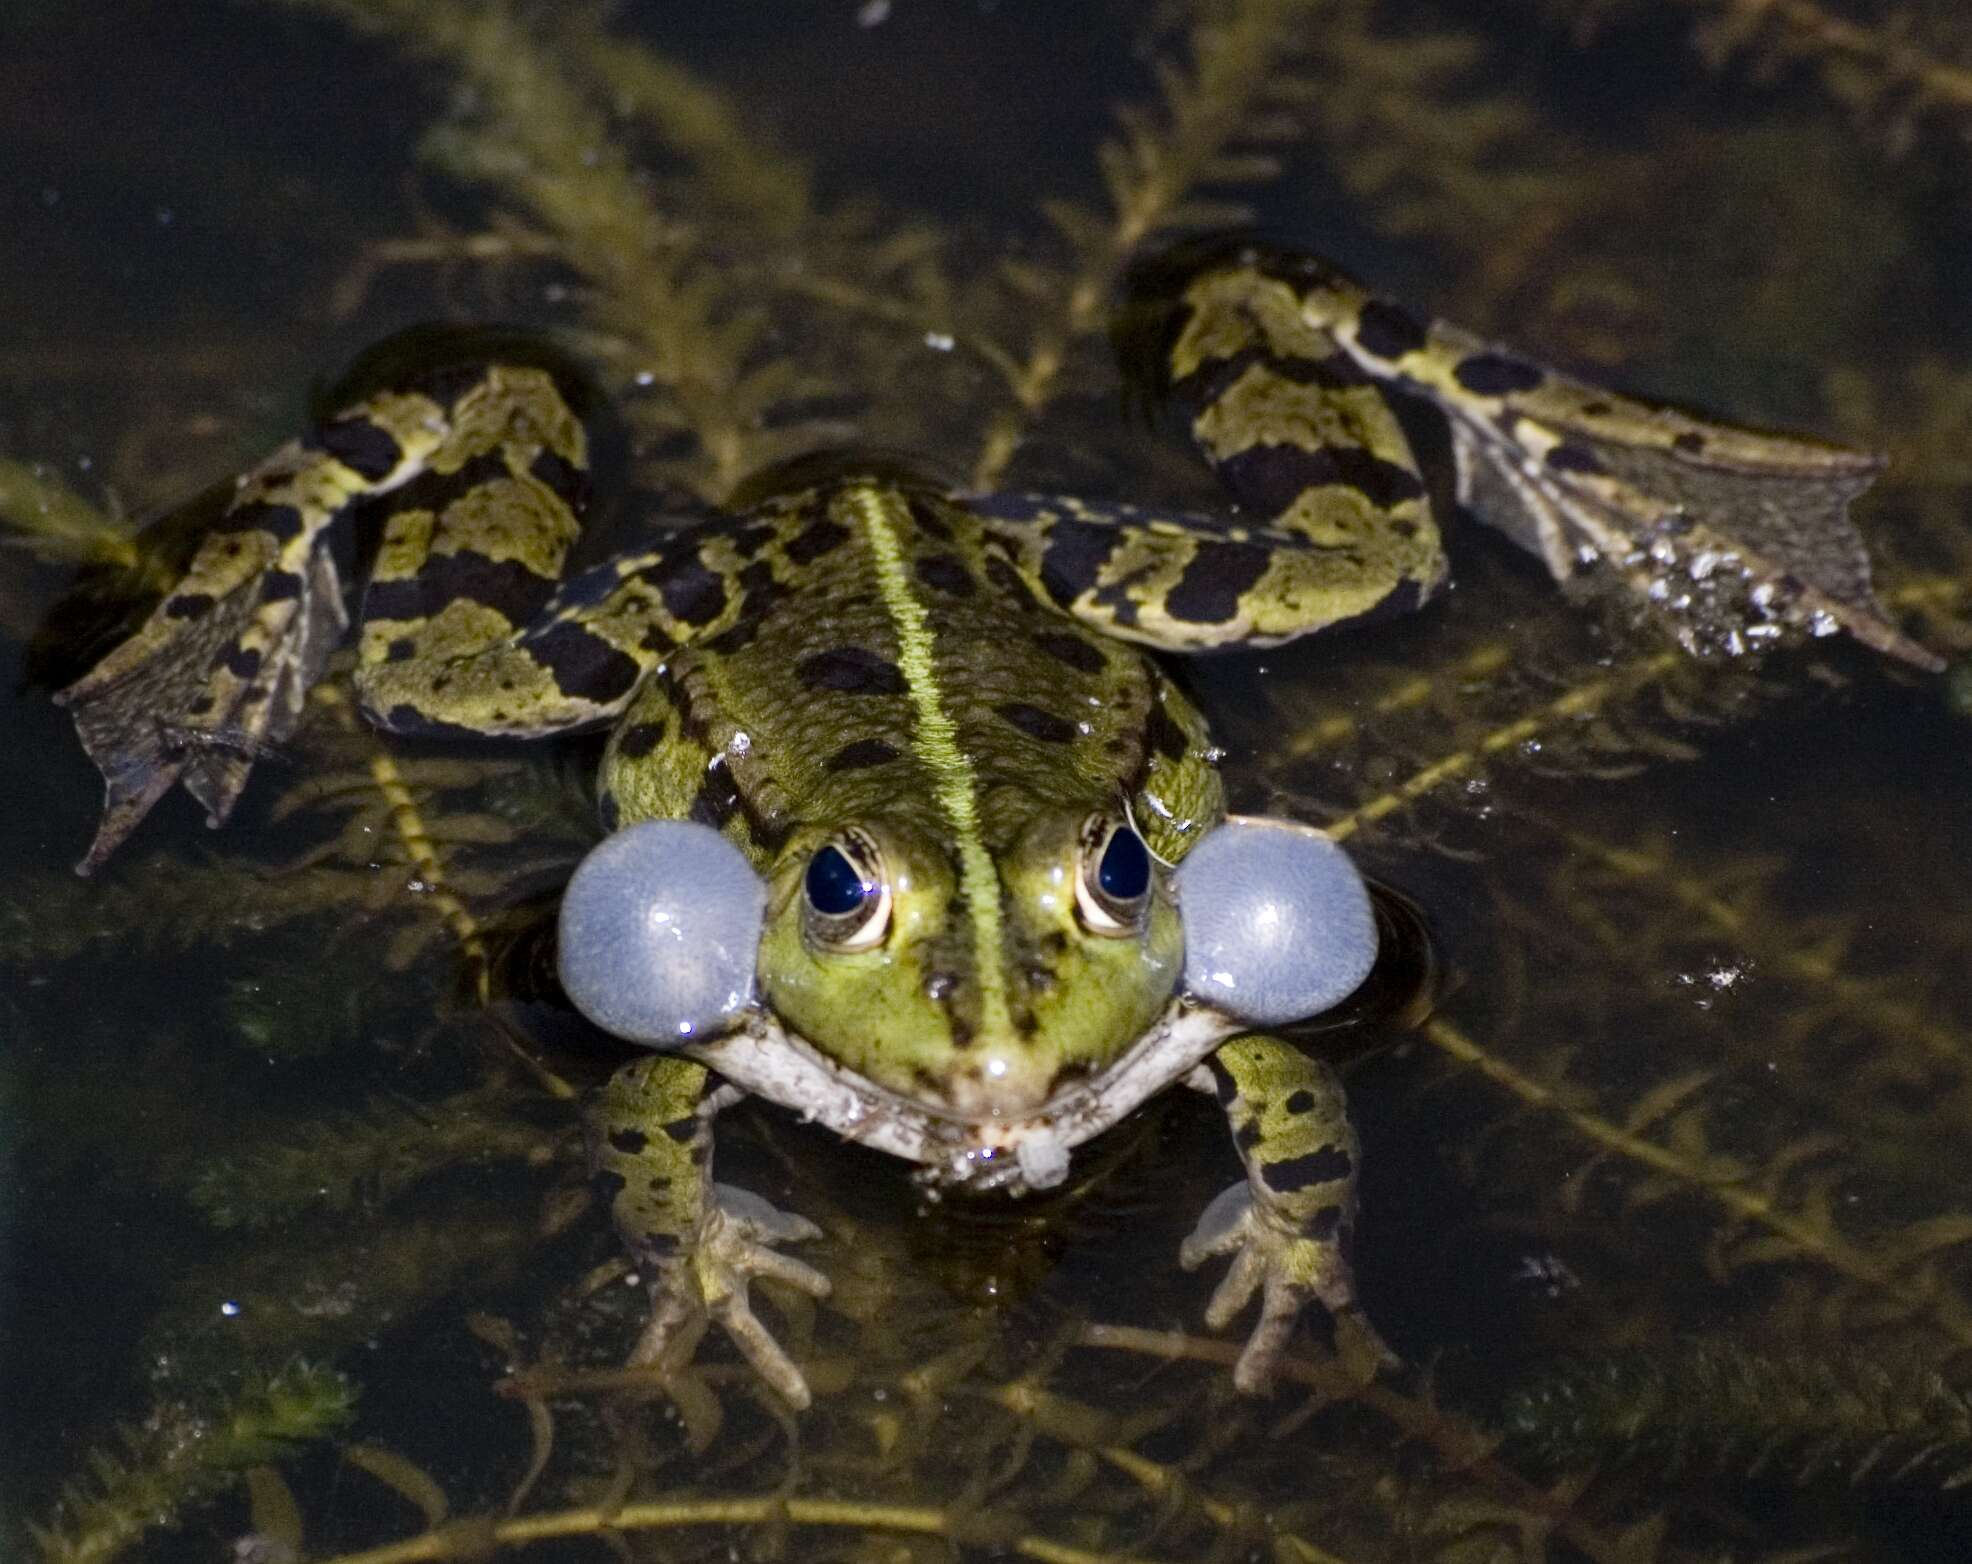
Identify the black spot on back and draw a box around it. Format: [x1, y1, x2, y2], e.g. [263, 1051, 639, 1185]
[1145, 699, 1190, 763]
[1672, 431, 1707, 454]
[688, 755, 741, 831]
[1452, 353, 1544, 396]
[615, 719, 667, 759]
[996, 702, 1078, 744]
[1353, 298, 1428, 360]
[261, 571, 304, 602]
[908, 497, 954, 542]
[222, 645, 263, 680]
[163, 592, 215, 620]
[784, 517, 851, 566]
[985, 555, 1038, 608]
[1033, 630, 1106, 675]
[798, 645, 907, 695]
[701, 619, 760, 655]
[826, 737, 902, 771]
[914, 554, 976, 598]
[660, 558, 728, 627]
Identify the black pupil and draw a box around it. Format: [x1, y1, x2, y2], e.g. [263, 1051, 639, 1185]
[806, 844, 870, 916]
[1097, 826, 1151, 902]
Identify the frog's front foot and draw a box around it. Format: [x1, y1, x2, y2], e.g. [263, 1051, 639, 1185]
[633, 1183, 831, 1409]
[1179, 1182, 1389, 1393]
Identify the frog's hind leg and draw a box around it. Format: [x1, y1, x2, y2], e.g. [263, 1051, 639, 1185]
[56, 358, 600, 872]
[970, 249, 1445, 653]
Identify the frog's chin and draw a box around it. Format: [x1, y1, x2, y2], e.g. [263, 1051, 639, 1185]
[688, 997, 1243, 1196]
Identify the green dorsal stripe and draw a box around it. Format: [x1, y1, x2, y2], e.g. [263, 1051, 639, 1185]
[840, 486, 1012, 1038]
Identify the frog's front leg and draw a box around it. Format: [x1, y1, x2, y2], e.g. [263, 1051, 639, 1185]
[1182, 1034, 1387, 1393]
[590, 1055, 831, 1408]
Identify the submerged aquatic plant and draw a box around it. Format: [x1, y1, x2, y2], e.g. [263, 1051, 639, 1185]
[1, 1, 1969, 1561]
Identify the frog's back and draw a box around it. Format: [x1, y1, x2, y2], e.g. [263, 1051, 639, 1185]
[599, 479, 1176, 862]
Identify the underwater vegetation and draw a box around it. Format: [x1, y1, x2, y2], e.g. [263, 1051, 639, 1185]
[2, 0, 1971, 1559]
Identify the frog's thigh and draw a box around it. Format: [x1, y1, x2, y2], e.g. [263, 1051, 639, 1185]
[974, 493, 1436, 653]
[1196, 1035, 1357, 1253]
[589, 1055, 715, 1265]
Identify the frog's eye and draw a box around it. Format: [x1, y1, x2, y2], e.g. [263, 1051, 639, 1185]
[1076, 817, 1153, 935]
[803, 833, 891, 952]
[558, 820, 766, 1047]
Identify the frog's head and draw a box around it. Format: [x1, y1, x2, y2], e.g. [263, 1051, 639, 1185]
[559, 812, 1377, 1179]
[752, 806, 1183, 1118]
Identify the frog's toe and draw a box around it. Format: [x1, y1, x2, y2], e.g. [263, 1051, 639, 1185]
[715, 1182, 824, 1247]
[697, 1188, 832, 1408]
[1179, 1181, 1379, 1394]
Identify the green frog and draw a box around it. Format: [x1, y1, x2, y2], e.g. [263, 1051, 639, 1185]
[55, 239, 1930, 1408]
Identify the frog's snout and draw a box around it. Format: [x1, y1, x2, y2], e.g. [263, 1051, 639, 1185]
[558, 820, 766, 1046]
[1172, 816, 1378, 1025]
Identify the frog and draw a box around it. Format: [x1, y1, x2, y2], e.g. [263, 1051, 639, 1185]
[53, 238, 1933, 1409]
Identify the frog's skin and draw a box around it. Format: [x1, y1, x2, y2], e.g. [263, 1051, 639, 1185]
[56, 240, 1907, 1408]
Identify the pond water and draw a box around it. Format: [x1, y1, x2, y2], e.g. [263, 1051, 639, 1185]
[3, 3, 1971, 1561]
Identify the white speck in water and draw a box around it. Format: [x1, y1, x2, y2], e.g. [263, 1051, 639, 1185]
[858, 0, 892, 24]
[924, 331, 954, 351]
[634, 370, 657, 388]
[220, 1300, 241, 1317]
[1808, 610, 1840, 638]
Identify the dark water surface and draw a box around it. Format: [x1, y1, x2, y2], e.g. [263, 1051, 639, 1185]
[4, 3, 1971, 1560]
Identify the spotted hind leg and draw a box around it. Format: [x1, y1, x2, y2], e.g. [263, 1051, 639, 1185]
[59, 348, 652, 870]
[56, 382, 469, 872]
[968, 251, 1444, 655]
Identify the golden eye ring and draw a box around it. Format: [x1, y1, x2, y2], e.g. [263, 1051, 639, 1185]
[1074, 814, 1153, 936]
[802, 829, 892, 952]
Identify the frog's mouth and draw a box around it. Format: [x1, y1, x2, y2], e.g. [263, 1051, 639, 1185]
[690, 996, 1242, 1196]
